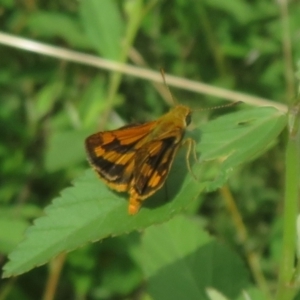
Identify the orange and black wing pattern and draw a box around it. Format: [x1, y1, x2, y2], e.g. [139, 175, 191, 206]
[133, 137, 182, 198]
[85, 121, 157, 192]
[85, 121, 185, 214]
[85, 104, 192, 214]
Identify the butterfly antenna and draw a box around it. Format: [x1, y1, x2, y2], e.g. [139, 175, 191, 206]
[195, 101, 243, 112]
[160, 69, 178, 105]
[160, 69, 242, 110]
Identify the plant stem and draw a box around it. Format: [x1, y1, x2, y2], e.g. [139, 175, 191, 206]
[276, 104, 300, 300]
[43, 253, 67, 300]
[220, 186, 273, 300]
[101, 0, 148, 128]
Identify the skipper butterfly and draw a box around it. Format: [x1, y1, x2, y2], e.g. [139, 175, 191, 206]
[85, 75, 240, 214]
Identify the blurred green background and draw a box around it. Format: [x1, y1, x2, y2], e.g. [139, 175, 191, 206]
[0, 0, 298, 299]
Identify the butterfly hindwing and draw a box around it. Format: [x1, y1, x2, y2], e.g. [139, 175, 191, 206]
[133, 132, 183, 198]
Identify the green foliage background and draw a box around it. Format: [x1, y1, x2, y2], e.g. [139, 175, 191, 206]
[0, 0, 299, 299]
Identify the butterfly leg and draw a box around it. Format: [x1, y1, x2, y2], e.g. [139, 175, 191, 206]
[181, 138, 198, 180]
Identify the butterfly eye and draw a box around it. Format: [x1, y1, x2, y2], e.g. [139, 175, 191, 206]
[185, 112, 191, 126]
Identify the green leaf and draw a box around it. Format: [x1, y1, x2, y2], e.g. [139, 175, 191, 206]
[139, 215, 249, 300]
[2, 163, 202, 277]
[79, 0, 124, 59]
[0, 218, 28, 254]
[33, 80, 63, 121]
[197, 106, 287, 190]
[206, 288, 230, 300]
[26, 11, 93, 49]
[3, 107, 286, 277]
[236, 287, 265, 300]
[78, 76, 107, 129]
[203, 0, 253, 24]
[45, 129, 89, 172]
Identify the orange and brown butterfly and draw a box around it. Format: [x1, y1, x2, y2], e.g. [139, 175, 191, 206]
[85, 103, 194, 215]
[85, 75, 240, 215]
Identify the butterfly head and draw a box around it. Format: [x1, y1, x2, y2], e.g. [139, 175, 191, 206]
[169, 105, 192, 127]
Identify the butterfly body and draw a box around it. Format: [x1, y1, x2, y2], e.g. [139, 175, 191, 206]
[85, 105, 192, 214]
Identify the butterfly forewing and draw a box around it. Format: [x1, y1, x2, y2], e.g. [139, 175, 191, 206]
[85, 121, 157, 191]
